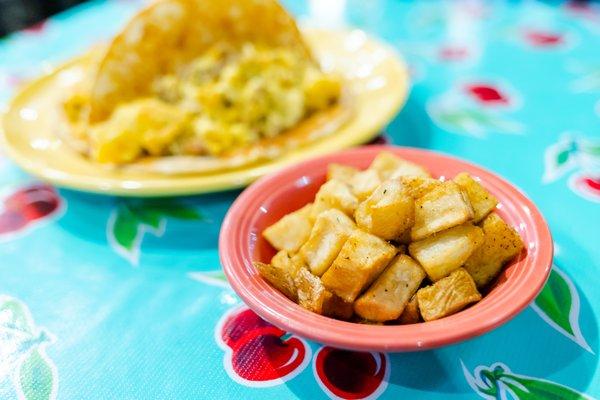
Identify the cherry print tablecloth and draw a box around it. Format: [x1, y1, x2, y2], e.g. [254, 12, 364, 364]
[1, 1, 599, 399]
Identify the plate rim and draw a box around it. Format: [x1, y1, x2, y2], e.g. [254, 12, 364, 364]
[0, 28, 409, 197]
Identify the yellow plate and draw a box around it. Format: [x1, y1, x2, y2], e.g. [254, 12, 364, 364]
[1, 29, 409, 197]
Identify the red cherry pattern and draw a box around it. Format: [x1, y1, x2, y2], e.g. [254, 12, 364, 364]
[217, 307, 309, 386]
[572, 174, 600, 201]
[523, 30, 565, 47]
[464, 83, 510, 106]
[23, 20, 48, 34]
[0, 184, 61, 237]
[314, 346, 388, 399]
[564, 1, 600, 20]
[220, 308, 272, 348]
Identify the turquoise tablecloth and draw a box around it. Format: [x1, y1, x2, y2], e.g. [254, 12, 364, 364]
[1, 0, 599, 399]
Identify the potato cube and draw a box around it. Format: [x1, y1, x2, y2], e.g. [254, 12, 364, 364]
[370, 152, 430, 180]
[327, 163, 358, 183]
[354, 255, 426, 322]
[398, 294, 421, 324]
[299, 209, 356, 276]
[409, 223, 484, 281]
[464, 212, 524, 287]
[350, 169, 382, 201]
[263, 203, 313, 253]
[311, 179, 359, 218]
[254, 261, 298, 301]
[454, 173, 498, 223]
[417, 268, 482, 321]
[321, 229, 397, 302]
[295, 268, 353, 319]
[398, 176, 442, 199]
[411, 181, 474, 240]
[355, 179, 415, 240]
[271, 250, 304, 280]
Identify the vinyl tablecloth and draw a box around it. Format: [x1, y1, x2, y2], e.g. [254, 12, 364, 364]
[0, 0, 599, 399]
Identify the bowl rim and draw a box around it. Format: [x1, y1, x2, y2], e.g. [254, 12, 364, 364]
[219, 145, 553, 352]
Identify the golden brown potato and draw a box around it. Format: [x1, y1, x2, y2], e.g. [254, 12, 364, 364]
[417, 268, 482, 321]
[327, 163, 358, 183]
[254, 261, 298, 301]
[311, 179, 359, 218]
[354, 255, 426, 322]
[295, 268, 353, 319]
[271, 250, 304, 280]
[398, 176, 442, 199]
[321, 229, 397, 302]
[454, 172, 498, 223]
[299, 209, 355, 276]
[408, 223, 484, 281]
[350, 169, 382, 201]
[397, 294, 421, 324]
[355, 179, 415, 241]
[464, 212, 524, 287]
[369, 152, 431, 180]
[411, 181, 475, 241]
[263, 203, 313, 253]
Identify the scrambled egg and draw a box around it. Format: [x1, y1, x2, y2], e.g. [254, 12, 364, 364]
[67, 43, 341, 163]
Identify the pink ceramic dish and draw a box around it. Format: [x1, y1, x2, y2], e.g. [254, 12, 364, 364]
[219, 145, 553, 352]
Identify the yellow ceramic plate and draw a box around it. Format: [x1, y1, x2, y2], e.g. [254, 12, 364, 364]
[1, 29, 409, 197]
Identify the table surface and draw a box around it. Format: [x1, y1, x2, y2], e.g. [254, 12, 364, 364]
[0, 0, 599, 399]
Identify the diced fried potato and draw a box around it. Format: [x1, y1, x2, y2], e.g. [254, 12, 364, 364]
[350, 169, 382, 201]
[355, 179, 415, 240]
[323, 293, 354, 320]
[397, 294, 421, 324]
[254, 261, 298, 301]
[327, 163, 358, 183]
[369, 152, 430, 180]
[409, 223, 484, 281]
[299, 209, 356, 276]
[295, 268, 353, 319]
[271, 250, 304, 280]
[398, 176, 442, 199]
[417, 268, 481, 321]
[454, 173, 498, 223]
[354, 255, 426, 322]
[411, 181, 474, 240]
[311, 179, 359, 218]
[464, 212, 524, 287]
[321, 229, 397, 302]
[263, 203, 313, 253]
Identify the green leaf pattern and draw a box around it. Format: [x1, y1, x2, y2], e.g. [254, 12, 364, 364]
[18, 350, 56, 400]
[107, 200, 204, 265]
[0, 296, 57, 400]
[543, 135, 600, 184]
[462, 361, 594, 400]
[436, 108, 522, 137]
[427, 94, 523, 138]
[543, 136, 577, 183]
[531, 266, 593, 353]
